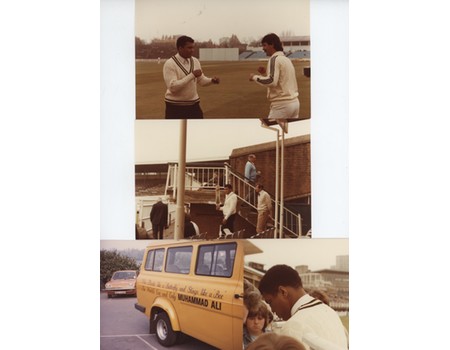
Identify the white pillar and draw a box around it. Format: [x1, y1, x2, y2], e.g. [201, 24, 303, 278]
[174, 120, 187, 240]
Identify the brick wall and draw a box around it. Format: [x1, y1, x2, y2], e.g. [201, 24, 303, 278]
[229, 135, 310, 200]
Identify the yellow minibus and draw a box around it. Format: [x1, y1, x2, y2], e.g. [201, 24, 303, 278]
[135, 239, 260, 349]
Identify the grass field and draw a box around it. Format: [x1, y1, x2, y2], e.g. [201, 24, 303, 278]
[136, 60, 311, 119]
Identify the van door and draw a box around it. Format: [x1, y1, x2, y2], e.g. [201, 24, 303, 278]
[175, 242, 239, 350]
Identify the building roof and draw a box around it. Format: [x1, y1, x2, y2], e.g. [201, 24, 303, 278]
[230, 134, 310, 158]
[136, 133, 310, 173]
[287, 51, 311, 59]
[135, 158, 229, 173]
[313, 269, 349, 275]
[280, 36, 310, 42]
[244, 264, 265, 277]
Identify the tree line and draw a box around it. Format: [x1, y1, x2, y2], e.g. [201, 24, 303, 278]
[100, 249, 144, 289]
[135, 34, 256, 59]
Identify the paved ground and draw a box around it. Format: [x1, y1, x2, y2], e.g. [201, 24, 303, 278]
[100, 292, 217, 350]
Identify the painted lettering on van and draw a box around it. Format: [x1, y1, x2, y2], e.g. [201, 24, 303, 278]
[187, 286, 198, 296]
[177, 294, 222, 311]
[164, 282, 178, 291]
[144, 286, 156, 293]
[142, 280, 226, 302]
[168, 291, 177, 302]
[178, 293, 209, 307]
[143, 279, 156, 286]
[211, 301, 222, 310]
[212, 290, 224, 299]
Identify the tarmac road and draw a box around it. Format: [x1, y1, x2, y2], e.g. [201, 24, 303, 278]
[100, 292, 218, 350]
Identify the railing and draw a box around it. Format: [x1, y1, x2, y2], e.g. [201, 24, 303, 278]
[250, 227, 276, 239]
[165, 163, 226, 199]
[224, 163, 302, 238]
[165, 163, 304, 238]
[188, 230, 245, 240]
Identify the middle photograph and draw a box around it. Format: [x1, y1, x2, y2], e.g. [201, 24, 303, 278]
[135, 119, 311, 240]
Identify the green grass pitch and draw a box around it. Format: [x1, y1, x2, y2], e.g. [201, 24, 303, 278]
[136, 60, 311, 119]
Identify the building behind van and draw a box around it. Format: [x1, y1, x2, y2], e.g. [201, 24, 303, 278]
[135, 240, 261, 349]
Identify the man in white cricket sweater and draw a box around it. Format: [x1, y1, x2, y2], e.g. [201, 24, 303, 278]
[258, 265, 348, 350]
[163, 35, 220, 119]
[216, 184, 238, 237]
[249, 33, 300, 127]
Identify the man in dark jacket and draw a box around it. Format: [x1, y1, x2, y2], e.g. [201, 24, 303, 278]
[150, 198, 168, 239]
[184, 213, 197, 238]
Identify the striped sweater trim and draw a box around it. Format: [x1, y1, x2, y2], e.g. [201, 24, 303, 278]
[293, 298, 324, 315]
[171, 55, 194, 76]
[165, 97, 200, 106]
[256, 56, 277, 85]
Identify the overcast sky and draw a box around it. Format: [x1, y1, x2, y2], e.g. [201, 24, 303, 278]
[135, 119, 310, 163]
[100, 238, 347, 272]
[100, 239, 172, 251]
[135, 0, 310, 44]
[245, 239, 348, 271]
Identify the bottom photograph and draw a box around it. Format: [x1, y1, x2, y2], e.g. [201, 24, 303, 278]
[100, 239, 349, 350]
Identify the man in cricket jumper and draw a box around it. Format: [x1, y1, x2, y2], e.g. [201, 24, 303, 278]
[249, 33, 299, 128]
[258, 265, 348, 350]
[163, 35, 220, 119]
[216, 184, 238, 237]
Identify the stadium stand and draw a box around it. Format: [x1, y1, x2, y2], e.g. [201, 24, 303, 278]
[239, 51, 255, 60]
[287, 51, 311, 59]
[241, 51, 267, 60]
[239, 50, 310, 60]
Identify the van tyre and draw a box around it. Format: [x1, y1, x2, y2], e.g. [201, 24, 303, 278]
[155, 312, 178, 346]
[177, 332, 188, 344]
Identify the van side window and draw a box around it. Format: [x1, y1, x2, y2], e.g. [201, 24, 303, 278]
[144, 248, 165, 272]
[153, 249, 165, 271]
[165, 246, 193, 274]
[144, 250, 154, 270]
[195, 243, 237, 277]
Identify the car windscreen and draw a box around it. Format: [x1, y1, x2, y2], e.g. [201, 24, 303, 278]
[112, 271, 136, 280]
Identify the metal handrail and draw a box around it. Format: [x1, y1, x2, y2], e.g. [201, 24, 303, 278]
[224, 164, 301, 238]
[165, 163, 303, 237]
[166, 164, 226, 191]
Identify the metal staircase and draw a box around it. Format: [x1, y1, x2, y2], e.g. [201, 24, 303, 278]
[165, 163, 304, 238]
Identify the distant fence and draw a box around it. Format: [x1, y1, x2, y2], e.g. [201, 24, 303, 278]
[199, 48, 239, 61]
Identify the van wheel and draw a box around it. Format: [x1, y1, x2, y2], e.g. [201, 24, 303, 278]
[155, 312, 178, 346]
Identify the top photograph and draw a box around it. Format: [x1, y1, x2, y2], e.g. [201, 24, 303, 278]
[135, 0, 311, 120]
